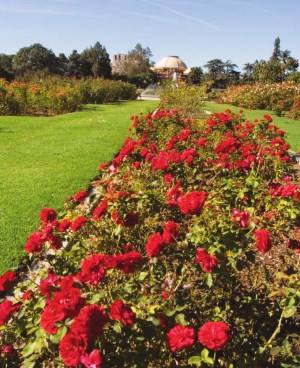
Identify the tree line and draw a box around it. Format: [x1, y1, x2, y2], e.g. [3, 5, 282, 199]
[0, 38, 299, 88]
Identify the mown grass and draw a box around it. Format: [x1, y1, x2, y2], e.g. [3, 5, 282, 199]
[0, 101, 157, 273]
[205, 101, 300, 152]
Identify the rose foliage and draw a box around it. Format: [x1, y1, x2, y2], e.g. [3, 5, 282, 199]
[0, 108, 299, 367]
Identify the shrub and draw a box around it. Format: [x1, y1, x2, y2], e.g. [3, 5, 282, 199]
[0, 110, 299, 367]
[220, 82, 300, 117]
[159, 83, 205, 118]
[0, 76, 137, 116]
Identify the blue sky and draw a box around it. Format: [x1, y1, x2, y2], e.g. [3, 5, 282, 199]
[0, 0, 299, 70]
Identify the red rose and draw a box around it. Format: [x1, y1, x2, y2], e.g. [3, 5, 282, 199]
[81, 349, 103, 368]
[198, 321, 230, 351]
[145, 232, 165, 257]
[177, 191, 207, 215]
[79, 254, 109, 285]
[231, 208, 250, 228]
[162, 221, 180, 244]
[109, 300, 135, 326]
[24, 231, 44, 253]
[115, 251, 143, 273]
[167, 325, 195, 352]
[39, 273, 61, 298]
[74, 190, 88, 202]
[56, 219, 71, 233]
[39, 208, 57, 223]
[59, 330, 88, 367]
[263, 114, 272, 122]
[195, 248, 218, 273]
[152, 151, 170, 171]
[93, 200, 108, 220]
[0, 271, 17, 293]
[196, 137, 207, 147]
[254, 229, 271, 253]
[40, 283, 84, 334]
[71, 216, 88, 232]
[71, 304, 107, 342]
[0, 300, 20, 326]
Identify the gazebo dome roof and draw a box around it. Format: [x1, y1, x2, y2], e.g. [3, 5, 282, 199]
[154, 56, 187, 71]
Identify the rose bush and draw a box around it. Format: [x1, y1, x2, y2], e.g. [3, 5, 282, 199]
[0, 76, 137, 116]
[220, 81, 300, 117]
[0, 109, 299, 367]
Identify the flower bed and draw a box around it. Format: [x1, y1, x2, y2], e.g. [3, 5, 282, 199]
[0, 109, 299, 367]
[0, 77, 137, 116]
[220, 82, 300, 118]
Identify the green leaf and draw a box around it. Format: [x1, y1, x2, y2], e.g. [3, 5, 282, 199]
[175, 313, 188, 326]
[200, 348, 214, 364]
[283, 306, 297, 318]
[188, 356, 202, 367]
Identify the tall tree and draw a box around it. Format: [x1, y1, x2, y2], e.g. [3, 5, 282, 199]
[121, 43, 153, 78]
[13, 43, 58, 75]
[272, 37, 281, 61]
[67, 50, 82, 77]
[204, 59, 225, 79]
[187, 67, 203, 85]
[80, 42, 111, 78]
[0, 54, 14, 80]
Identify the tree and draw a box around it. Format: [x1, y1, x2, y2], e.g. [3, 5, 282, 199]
[187, 67, 203, 85]
[243, 62, 255, 81]
[204, 59, 225, 79]
[12, 43, 58, 75]
[67, 50, 82, 77]
[80, 42, 111, 78]
[57, 53, 69, 76]
[121, 43, 153, 78]
[271, 37, 281, 61]
[224, 60, 238, 74]
[0, 54, 14, 80]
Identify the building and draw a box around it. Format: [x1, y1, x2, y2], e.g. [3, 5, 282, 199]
[152, 56, 188, 80]
[111, 54, 127, 75]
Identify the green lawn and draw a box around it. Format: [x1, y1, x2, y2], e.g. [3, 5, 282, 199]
[0, 101, 157, 273]
[205, 101, 300, 153]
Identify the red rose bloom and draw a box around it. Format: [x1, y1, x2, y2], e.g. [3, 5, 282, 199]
[59, 304, 107, 366]
[177, 191, 207, 215]
[195, 248, 218, 272]
[0, 271, 17, 293]
[167, 325, 195, 352]
[145, 232, 165, 257]
[40, 283, 84, 334]
[71, 216, 88, 232]
[264, 114, 273, 122]
[231, 208, 250, 228]
[81, 349, 103, 368]
[198, 321, 230, 351]
[40, 208, 57, 223]
[39, 272, 61, 298]
[93, 200, 108, 220]
[79, 254, 109, 285]
[254, 229, 271, 253]
[162, 221, 180, 244]
[115, 251, 143, 273]
[0, 300, 20, 326]
[74, 190, 88, 202]
[59, 331, 88, 367]
[56, 219, 71, 233]
[109, 300, 135, 326]
[24, 231, 44, 253]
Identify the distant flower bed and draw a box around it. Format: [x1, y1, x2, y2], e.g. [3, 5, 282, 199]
[0, 77, 137, 116]
[220, 82, 300, 119]
[0, 109, 299, 367]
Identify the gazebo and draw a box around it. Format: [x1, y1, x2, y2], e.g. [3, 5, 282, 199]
[152, 56, 188, 80]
